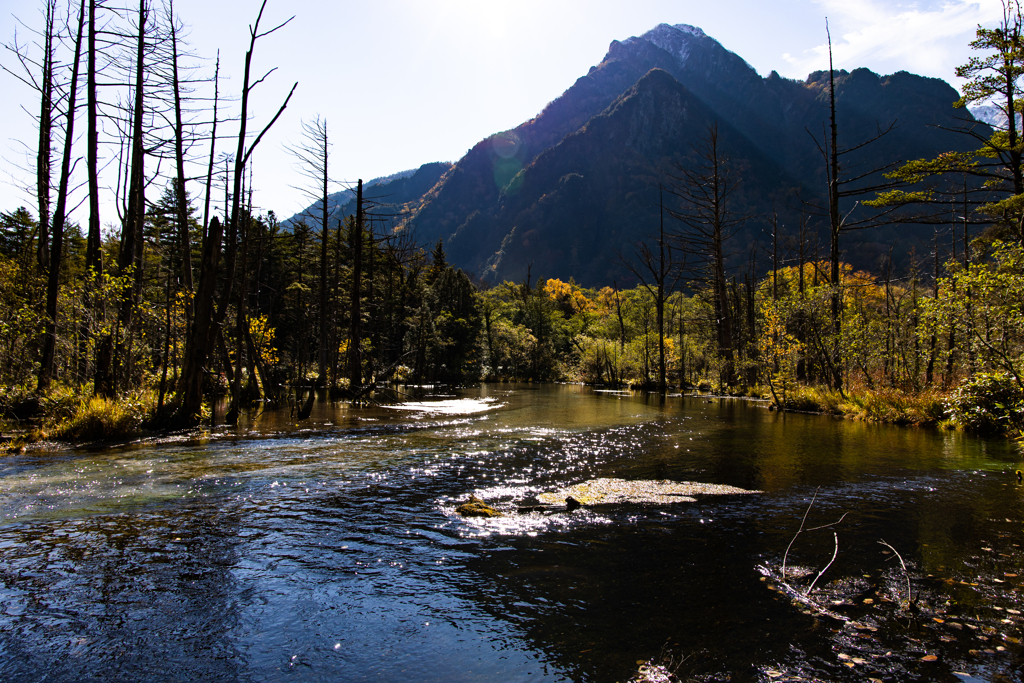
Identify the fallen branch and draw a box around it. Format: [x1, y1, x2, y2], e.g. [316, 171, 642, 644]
[781, 488, 847, 581]
[879, 539, 913, 606]
[782, 488, 818, 581]
[806, 530, 839, 596]
[756, 564, 850, 622]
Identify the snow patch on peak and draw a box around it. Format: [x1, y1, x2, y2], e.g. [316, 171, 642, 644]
[970, 104, 1015, 129]
[638, 23, 710, 67]
[671, 24, 706, 38]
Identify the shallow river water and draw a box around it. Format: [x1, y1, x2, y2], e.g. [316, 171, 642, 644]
[0, 384, 1022, 682]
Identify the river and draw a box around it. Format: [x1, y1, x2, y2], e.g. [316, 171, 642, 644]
[0, 384, 1021, 682]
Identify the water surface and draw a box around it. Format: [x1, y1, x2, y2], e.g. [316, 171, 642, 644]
[0, 385, 1021, 682]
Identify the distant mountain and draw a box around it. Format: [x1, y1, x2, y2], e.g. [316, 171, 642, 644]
[285, 163, 451, 229]
[969, 104, 1021, 131]
[404, 23, 986, 286]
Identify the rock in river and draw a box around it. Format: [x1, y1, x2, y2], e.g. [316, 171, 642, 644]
[456, 495, 503, 518]
[536, 478, 760, 506]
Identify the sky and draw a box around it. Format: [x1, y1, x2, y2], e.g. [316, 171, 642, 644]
[0, 0, 1007, 230]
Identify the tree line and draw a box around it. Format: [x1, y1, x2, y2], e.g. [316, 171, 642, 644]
[1, 0, 1023, 440]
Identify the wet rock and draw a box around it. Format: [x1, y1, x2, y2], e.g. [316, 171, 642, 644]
[456, 495, 502, 518]
[537, 478, 759, 506]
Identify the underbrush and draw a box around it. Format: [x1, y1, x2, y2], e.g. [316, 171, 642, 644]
[767, 385, 946, 427]
[943, 372, 1024, 437]
[48, 388, 156, 442]
[840, 388, 947, 426]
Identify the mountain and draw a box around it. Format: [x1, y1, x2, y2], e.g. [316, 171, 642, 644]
[285, 162, 451, 229]
[969, 104, 1021, 131]
[451, 68, 797, 285]
[404, 24, 986, 286]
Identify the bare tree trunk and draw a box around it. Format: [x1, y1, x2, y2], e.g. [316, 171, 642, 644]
[105, 0, 148, 396]
[201, 51, 219, 240]
[36, 0, 56, 275]
[348, 180, 364, 391]
[37, 0, 85, 391]
[318, 122, 329, 384]
[158, 261, 173, 408]
[169, 0, 194, 328]
[84, 0, 104, 392]
[169, 215, 224, 423]
[826, 27, 842, 391]
[85, 0, 101, 277]
[167, 0, 295, 425]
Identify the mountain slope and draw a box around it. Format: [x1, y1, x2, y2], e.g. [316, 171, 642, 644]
[286, 162, 451, 229]
[405, 24, 985, 286]
[446, 68, 798, 284]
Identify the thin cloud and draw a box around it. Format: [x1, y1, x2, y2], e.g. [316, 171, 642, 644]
[780, 0, 1005, 82]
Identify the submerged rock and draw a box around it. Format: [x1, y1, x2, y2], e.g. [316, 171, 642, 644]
[456, 495, 503, 518]
[537, 478, 760, 506]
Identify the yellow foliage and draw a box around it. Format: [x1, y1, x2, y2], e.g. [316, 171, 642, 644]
[543, 278, 594, 313]
[248, 314, 280, 366]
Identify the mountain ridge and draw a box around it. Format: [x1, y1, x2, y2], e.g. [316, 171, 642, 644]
[401, 23, 983, 286]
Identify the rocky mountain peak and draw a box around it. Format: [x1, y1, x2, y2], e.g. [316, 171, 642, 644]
[621, 23, 716, 69]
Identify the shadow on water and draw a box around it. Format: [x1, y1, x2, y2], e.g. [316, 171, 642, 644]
[0, 384, 1021, 682]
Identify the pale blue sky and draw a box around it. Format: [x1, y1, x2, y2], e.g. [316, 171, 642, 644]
[0, 0, 1006, 228]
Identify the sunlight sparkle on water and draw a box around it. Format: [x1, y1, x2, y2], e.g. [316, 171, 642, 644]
[384, 397, 501, 416]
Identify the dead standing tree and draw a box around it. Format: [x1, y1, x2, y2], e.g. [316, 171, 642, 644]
[667, 124, 749, 387]
[286, 115, 333, 387]
[168, 0, 296, 426]
[348, 179, 364, 393]
[620, 184, 682, 393]
[805, 22, 903, 391]
[38, 0, 86, 391]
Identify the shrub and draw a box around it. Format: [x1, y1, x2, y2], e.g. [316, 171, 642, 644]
[50, 390, 155, 442]
[945, 372, 1024, 436]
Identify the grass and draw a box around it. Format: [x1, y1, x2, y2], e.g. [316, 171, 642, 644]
[48, 389, 156, 442]
[763, 384, 947, 427]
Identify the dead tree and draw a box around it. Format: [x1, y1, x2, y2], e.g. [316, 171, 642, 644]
[667, 124, 749, 386]
[38, 0, 86, 391]
[167, 0, 194, 325]
[1, 1, 59, 276]
[286, 115, 332, 386]
[806, 24, 903, 390]
[348, 179, 364, 391]
[620, 184, 681, 393]
[168, 0, 296, 426]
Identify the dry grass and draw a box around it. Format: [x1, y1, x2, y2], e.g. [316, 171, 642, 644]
[770, 385, 946, 427]
[49, 390, 156, 442]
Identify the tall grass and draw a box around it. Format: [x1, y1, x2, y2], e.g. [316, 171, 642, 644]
[773, 385, 945, 426]
[49, 389, 156, 442]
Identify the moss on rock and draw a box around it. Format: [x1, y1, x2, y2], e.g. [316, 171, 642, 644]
[456, 495, 502, 518]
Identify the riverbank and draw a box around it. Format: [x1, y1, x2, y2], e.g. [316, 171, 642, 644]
[4, 379, 1021, 455]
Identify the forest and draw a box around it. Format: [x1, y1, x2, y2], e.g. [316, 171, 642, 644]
[1, 0, 1023, 446]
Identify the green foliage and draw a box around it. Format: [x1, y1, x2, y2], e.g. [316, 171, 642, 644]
[954, 8, 1024, 110]
[873, 6, 1024, 235]
[428, 267, 482, 382]
[945, 372, 1024, 435]
[50, 389, 155, 442]
[0, 252, 45, 387]
[925, 241, 1024, 385]
[0, 207, 37, 260]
